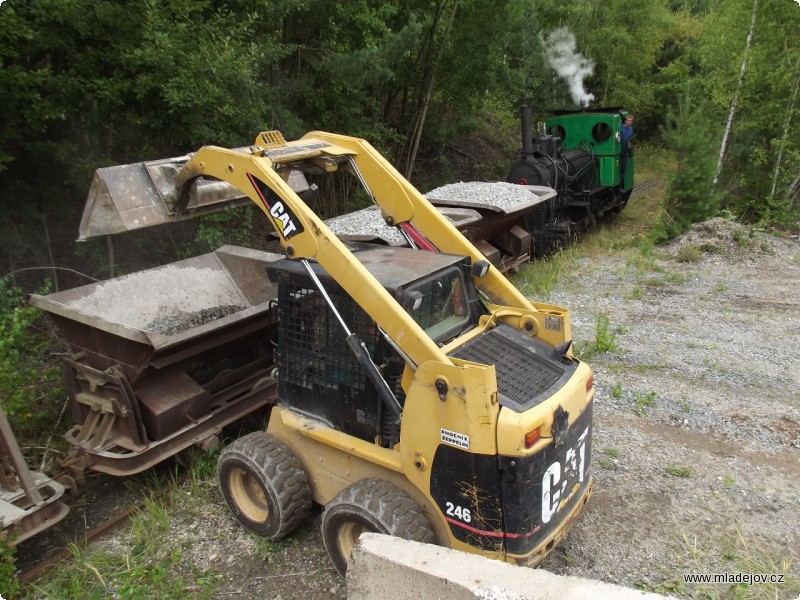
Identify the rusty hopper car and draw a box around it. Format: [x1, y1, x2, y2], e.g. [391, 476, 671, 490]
[29, 245, 283, 489]
[325, 183, 557, 271]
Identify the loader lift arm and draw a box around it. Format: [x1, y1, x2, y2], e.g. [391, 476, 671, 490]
[170, 131, 539, 371]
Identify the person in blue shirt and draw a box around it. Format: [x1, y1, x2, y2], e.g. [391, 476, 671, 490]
[620, 115, 634, 186]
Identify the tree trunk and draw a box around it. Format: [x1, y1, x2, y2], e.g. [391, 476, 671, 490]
[714, 0, 759, 186]
[771, 55, 800, 200]
[404, 0, 459, 181]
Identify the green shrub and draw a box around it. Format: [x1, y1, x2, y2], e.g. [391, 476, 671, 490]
[660, 90, 719, 237]
[675, 244, 703, 263]
[0, 277, 65, 463]
[0, 535, 20, 599]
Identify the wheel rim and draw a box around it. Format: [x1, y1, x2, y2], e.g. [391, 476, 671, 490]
[337, 520, 369, 563]
[229, 466, 269, 522]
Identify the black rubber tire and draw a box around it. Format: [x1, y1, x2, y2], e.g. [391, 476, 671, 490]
[321, 478, 435, 576]
[217, 431, 311, 539]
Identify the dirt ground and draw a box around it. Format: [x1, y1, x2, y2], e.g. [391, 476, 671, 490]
[539, 218, 800, 598]
[172, 218, 799, 599]
[23, 217, 800, 600]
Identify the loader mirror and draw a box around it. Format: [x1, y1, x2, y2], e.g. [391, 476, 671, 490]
[471, 260, 490, 278]
[403, 290, 424, 312]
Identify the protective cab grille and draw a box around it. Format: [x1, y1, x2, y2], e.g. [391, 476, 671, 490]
[450, 323, 576, 412]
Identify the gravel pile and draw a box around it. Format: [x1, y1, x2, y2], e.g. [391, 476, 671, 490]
[67, 265, 250, 331]
[145, 304, 246, 335]
[325, 205, 405, 245]
[425, 181, 541, 213]
[325, 181, 545, 245]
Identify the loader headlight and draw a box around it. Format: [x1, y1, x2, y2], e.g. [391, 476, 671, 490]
[403, 290, 424, 312]
[471, 260, 490, 278]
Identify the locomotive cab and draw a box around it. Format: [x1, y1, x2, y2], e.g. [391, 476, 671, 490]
[507, 106, 634, 254]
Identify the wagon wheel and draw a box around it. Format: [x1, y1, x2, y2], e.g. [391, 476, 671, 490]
[175, 446, 198, 469]
[217, 432, 311, 538]
[321, 478, 435, 576]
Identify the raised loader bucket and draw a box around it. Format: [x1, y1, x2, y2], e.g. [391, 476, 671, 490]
[77, 152, 312, 241]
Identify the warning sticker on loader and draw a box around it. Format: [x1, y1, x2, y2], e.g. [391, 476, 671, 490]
[440, 428, 470, 449]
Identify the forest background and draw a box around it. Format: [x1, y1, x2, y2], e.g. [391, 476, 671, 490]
[0, 0, 798, 442]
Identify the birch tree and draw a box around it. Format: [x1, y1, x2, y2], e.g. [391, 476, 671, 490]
[713, 0, 759, 186]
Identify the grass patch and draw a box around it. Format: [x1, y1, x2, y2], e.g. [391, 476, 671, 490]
[599, 446, 620, 470]
[0, 535, 20, 599]
[643, 277, 666, 287]
[676, 244, 704, 263]
[633, 390, 657, 415]
[732, 226, 755, 248]
[512, 246, 578, 297]
[676, 527, 800, 600]
[666, 464, 693, 478]
[578, 313, 621, 358]
[663, 272, 688, 284]
[627, 284, 644, 300]
[625, 253, 665, 276]
[25, 478, 223, 600]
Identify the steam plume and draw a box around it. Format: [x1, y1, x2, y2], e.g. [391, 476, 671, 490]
[543, 27, 595, 107]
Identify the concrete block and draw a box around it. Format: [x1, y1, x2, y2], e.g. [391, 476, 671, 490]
[347, 533, 667, 600]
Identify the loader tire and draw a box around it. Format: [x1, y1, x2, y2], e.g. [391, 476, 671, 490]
[217, 431, 311, 539]
[321, 478, 435, 576]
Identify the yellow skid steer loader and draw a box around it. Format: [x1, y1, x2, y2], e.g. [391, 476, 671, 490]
[78, 130, 594, 575]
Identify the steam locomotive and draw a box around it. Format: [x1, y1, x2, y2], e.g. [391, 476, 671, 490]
[506, 105, 634, 255]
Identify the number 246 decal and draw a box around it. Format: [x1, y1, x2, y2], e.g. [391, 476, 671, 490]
[445, 502, 472, 523]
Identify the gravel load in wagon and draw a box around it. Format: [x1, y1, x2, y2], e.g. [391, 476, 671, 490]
[325, 204, 482, 246]
[425, 181, 555, 215]
[31, 246, 280, 351]
[324, 183, 557, 270]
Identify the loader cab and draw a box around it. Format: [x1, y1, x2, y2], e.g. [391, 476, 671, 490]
[266, 243, 483, 448]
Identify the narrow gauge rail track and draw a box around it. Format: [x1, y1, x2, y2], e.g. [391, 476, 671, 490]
[16, 467, 181, 585]
[16, 178, 662, 588]
[630, 178, 661, 197]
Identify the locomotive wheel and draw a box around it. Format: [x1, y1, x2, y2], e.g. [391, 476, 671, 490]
[217, 432, 311, 539]
[550, 232, 570, 252]
[321, 478, 435, 575]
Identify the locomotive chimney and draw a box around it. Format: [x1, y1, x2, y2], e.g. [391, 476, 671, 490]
[521, 104, 534, 157]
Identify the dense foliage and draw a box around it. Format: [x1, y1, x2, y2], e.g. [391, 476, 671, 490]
[1, 0, 798, 282]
